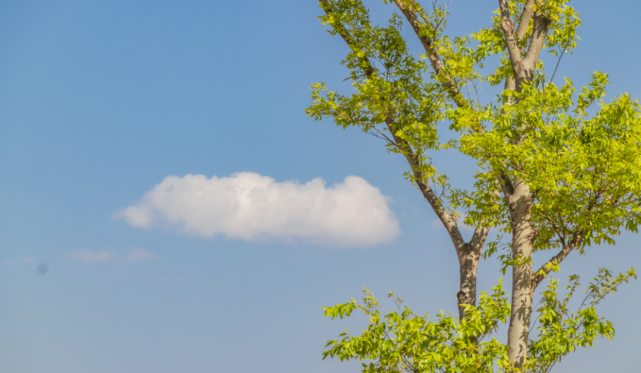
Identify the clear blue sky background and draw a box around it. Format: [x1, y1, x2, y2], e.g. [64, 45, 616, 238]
[1, 1, 640, 372]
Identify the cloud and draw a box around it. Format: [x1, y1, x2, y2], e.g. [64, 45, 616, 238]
[69, 249, 113, 263]
[114, 172, 400, 247]
[2, 256, 37, 265]
[125, 249, 155, 264]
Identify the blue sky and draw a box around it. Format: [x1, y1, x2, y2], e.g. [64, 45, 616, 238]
[1, 1, 640, 372]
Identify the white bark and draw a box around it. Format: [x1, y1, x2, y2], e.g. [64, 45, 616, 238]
[506, 178, 535, 367]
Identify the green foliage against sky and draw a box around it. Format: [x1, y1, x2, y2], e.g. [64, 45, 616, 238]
[307, 0, 641, 260]
[307, 0, 641, 371]
[322, 268, 636, 372]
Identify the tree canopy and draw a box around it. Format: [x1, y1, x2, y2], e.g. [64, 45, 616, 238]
[306, 0, 641, 371]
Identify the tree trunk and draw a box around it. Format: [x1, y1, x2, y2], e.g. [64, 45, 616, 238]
[506, 178, 535, 368]
[457, 243, 481, 320]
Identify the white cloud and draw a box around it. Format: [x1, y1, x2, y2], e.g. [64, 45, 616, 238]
[69, 249, 112, 263]
[125, 249, 155, 263]
[114, 172, 400, 247]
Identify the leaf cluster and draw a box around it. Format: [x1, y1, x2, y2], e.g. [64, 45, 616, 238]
[321, 267, 636, 373]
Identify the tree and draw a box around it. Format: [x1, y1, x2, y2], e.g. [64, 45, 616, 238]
[305, 0, 641, 371]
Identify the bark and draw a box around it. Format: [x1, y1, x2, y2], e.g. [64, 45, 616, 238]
[506, 177, 535, 368]
[457, 227, 489, 318]
[504, 0, 535, 92]
[498, 0, 524, 82]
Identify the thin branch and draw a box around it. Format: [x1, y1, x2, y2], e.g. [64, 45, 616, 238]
[471, 79, 481, 107]
[327, 110, 402, 149]
[369, 124, 401, 147]
[548, 47, 567, 85]
[531, 230, 584, 290]
[392, 0, 468, 108]
[318, 0, 375, 77]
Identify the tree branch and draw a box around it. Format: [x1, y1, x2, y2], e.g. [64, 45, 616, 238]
[470, 225, 491, 254]
[531, 230, 584, 290]
[505, 0, 535, 91]
[319, 0, 466, 251]
[497, 0, 524, 84]
[394, 0, 515, 198]
[523, 9, 550, 69]
[391, 0, 468, 108]
[515, 0, 535, 40]
[318, 0, 375, 76]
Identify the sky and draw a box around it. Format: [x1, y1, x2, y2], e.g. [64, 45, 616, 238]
[1, 1, 640, 372]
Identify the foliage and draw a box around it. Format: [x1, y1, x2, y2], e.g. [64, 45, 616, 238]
[306, 0, 641, 258]
[308, 0, 641, 370]
[322, 268, 636, 373]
